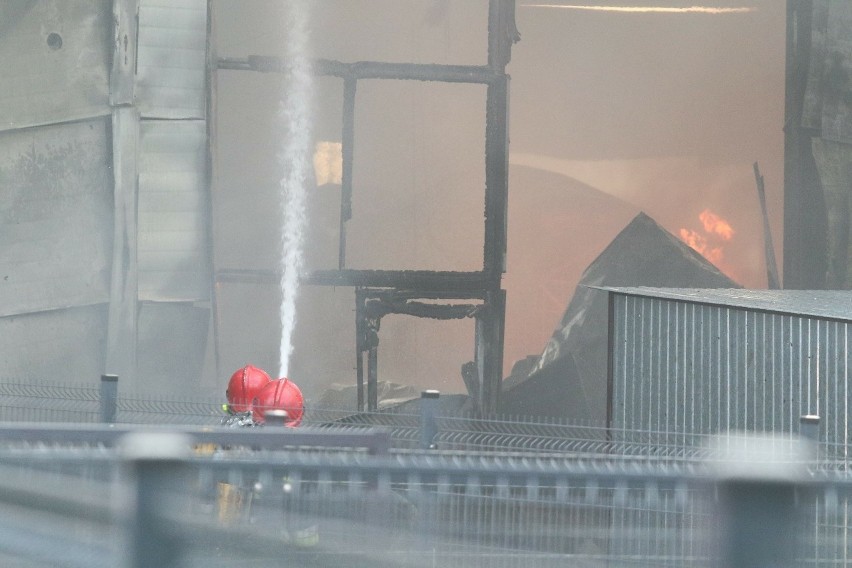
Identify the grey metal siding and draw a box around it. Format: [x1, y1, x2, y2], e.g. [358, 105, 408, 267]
[136, 0, 208, 119]
[0, 305, 108, 382]
[135, 302, 210, 394]
[611, 292, 852, 447]
[0, 0, 111, 132]
[0, 119, 113, 317]
[137, 120, 210, 301]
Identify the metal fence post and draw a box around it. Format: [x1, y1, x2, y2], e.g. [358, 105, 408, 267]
[100, 374, 118, 423]
[264, 409, 289, 427]
[420, 390, 440, 450]
[800, 415, 820, 462]
[714, 435, 809, 568]
[800, 415, 820, 440]
[120, 432, 192, 568]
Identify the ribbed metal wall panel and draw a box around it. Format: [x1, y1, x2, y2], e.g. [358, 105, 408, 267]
[135, 302, 210, 395]
[0, 0, 111, 132]
[136, 0, 208, 119]
[137, 119, 210, 302]
[610, 292, 852, 449]
[0, 305, 108, 383]
[0, 119, 112, 317]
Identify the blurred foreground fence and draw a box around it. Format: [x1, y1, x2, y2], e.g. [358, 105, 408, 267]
[2, 382, 852, 567]
[0, 423, 848, 567]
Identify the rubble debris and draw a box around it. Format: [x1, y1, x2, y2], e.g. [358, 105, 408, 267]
[316, 381, 421, 411]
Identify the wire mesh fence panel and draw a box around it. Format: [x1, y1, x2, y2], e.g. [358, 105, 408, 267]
[116, 396, 224, 425]
[0, 382, 226, 425]
[185, 459, 715, 568]
[798, 482, 852, 567]
[0, 383, 101, 423]
[4, 381, 842, 467]
[4, 386, 852, 567]
[0, 459, 116, 568]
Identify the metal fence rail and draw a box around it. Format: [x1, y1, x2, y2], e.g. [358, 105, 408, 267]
[0, 425, 848, 567]
[0, 442, 714, 568]
[2, 384, 852, 567]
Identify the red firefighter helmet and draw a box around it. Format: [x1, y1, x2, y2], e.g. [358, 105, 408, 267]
[252, 378, 304, 427]
[226, 365, 272, 413]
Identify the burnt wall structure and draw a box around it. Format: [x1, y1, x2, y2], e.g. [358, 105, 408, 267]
[217, 1, 519, 415]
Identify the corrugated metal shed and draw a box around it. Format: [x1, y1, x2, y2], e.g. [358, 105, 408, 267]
[0, 119, 113, 317]
[606, 287, 852, 452]
[136, 0, 208, 119]
[0, 0, 111, 132]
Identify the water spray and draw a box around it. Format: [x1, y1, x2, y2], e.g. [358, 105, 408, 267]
[277, 0, 313, 379]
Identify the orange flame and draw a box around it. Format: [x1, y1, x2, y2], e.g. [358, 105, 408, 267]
[699, 209, 734, 240]
[679, 209, 736, 279]
[678, 228, 724, 264]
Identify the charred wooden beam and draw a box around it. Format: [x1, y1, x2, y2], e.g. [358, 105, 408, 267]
[483, 74, 509, 284]
[476, 288, 505, 414]
[218, 1, 518, 416]
[218, 56, 500, 84]
[476, 0, 516, 415]
[355, 289, 368, 412]
[367, 347, 378, 412]
[339, 77, 357, 269]
[358, 288, 485, 301]
[364, 299, 480, 320]
[215, 268, 490, 296]
[303, 269, 489, 291]
[488, 0, 520, 70]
